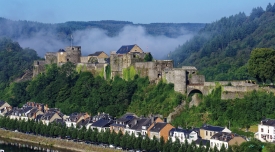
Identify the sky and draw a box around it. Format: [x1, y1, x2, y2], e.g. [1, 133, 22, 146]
[0, 0, 274, 24]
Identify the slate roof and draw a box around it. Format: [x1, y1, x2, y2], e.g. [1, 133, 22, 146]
[261, 119, 275, 126]
[116, 45, 135, 54]
[169, 128, 192, 137]
[130, 118, 151, 131]
[0, 100, 6, 107]
[88, 51, 104, 56]
[110, 123, 126, 127]
[201, 124, 225, 132]
[116, 113, 136, 123]
[211, 132, 243, 142]
[150, 122, 167, 132]
[195, 138, 210, 146]
[41, 112, 58, 120]
[92, 119, 114, 127]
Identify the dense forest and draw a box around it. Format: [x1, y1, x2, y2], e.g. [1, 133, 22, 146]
[169, 3, 275, 81]
[0, 38, 39, 93]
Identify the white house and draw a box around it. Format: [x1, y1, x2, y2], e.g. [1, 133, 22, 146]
[258, 119, 275, 142]
[169, 128, 198, 144]
[210, 132, 246, 150]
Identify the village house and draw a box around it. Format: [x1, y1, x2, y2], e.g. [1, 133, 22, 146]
[26, 107, 44, 119]
[8, 106, 33, 121]
[90, 118, 114, 132]
[124, 117, 153, 137]
[92, 112, 113, 122]
[210, 132, 246, 150]
[200, 124, 231, 140]
[0, 101, 11, 116]
[257, 119, 275, 142]
[110, 113, 137, 134]
[65, 113, 90, 128]
[41, 111, 63, 125]
[169, 127, 198, 144]
[148, 121, 174, 142]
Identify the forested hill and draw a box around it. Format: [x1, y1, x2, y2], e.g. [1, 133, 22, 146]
[0, 38, 39, 89]
[169, 3, 275, 81]
[0, 18, 205, 39]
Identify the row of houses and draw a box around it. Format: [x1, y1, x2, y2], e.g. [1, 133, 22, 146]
[0, 101, 247, 150]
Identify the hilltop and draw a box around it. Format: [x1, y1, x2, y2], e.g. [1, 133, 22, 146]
[169, 3, 275, 81]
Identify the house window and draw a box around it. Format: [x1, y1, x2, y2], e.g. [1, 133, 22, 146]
[261, 128, 264, 132]
[210, 132, 212, 136]
[268, 130, 269, 133]
[271, 135, 272, 139]
[211, 142, 213, 147]
[206, 131, 208, 136]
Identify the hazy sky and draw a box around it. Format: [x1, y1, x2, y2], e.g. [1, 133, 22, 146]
[0, 0, 273, 24]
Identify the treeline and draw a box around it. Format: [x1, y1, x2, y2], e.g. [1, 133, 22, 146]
[169, 3, 275, 81]
[0, 17, 205, 41]
[172, 87, 275, 133]
[1, 117, 272, 152]
[4, 62, 184, 117]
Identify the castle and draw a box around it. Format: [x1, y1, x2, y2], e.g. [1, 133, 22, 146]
[33, 46, 109, 77]
[33, 44, 259, 99]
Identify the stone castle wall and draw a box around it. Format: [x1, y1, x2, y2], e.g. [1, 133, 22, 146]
[134, 60, 173, 81]
[45, 52, 57, 64]
[65, 46, 81, 64]
[165, 68, 186, 94]
[33, 60, 46, 77]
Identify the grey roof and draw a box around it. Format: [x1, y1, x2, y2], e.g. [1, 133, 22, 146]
[110, 123, 126, 127]
[150, 122, 167, 132]
[41, 112, 57, 120]
[0, 100, 6, 107]
[116, 45, 135, 54]
[201, 124, 225, 132]
[211, 132, 243, 142]
[78, 118, 91, 127]
[88, 51, 105, 56]
[130, 118, 151, 131]
[169, 128, 192, 137]
[261, 119, 275, 126]
[92, 119, 114, 127]
[116, 113, 136, 123]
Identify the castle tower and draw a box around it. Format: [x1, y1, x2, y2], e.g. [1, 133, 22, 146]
[65, 46, 81, 64]
[57, 49, 67, 63]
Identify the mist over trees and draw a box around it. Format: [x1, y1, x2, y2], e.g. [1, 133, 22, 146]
[169, 3, 275, 81]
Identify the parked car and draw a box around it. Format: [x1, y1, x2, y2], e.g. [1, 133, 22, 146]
[109, 144, 115, 148]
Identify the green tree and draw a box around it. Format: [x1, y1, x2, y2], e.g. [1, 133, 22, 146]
[248, 48, 275, 83]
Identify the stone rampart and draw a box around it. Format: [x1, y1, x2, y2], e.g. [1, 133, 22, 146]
[189, 75, 205, 85]
[45, 52, 57, 64]
[33, 60, 46, 77]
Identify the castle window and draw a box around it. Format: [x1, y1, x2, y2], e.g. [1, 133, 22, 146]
[37, 61, 39, 65]
[72, 48, 74, 50]
[133, 55, 136, 58]
[67, 59, 69, 61]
